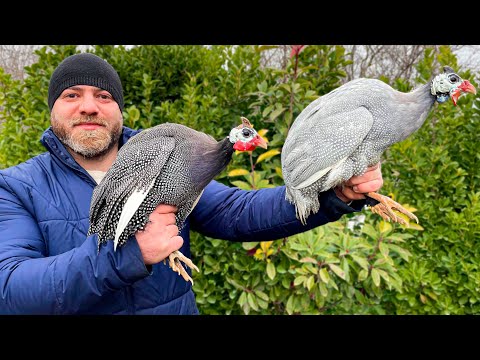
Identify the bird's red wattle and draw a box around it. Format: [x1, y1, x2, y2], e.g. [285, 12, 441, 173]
[234, 141, 257, 151]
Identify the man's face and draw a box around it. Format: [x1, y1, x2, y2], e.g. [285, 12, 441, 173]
[50, 85, 123, 158]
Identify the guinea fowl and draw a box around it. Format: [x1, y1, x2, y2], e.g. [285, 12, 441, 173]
[281, 66, 476, 225]
[87, 117, 267, 284]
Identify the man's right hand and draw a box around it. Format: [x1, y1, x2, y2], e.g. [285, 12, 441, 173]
[134, 204, 183, 265]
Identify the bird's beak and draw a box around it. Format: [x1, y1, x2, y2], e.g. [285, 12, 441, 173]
[459, 80, 477, 94]
[451, 80, 477, 106]
[252, 135, 268, 149]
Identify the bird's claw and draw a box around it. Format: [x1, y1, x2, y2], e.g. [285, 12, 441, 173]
[165, 250, 200, 285]
[370, 202, 408, 225]
[367, 192, 419, 225]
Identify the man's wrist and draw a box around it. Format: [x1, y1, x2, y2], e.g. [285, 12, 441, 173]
[333, 186, 351, 204]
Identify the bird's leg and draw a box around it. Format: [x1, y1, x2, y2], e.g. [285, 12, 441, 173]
[166, 250, 200, 285]
[366, 192, 419, 225]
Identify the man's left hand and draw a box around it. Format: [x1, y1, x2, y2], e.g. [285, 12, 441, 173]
[334, 162, 383, 203]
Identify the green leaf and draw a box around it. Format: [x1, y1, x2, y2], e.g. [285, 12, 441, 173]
[284, 111, 293, 128]
[361, 224, 378, 240]
[379, 242, 390, 258]
[306, 264, 318, 274]
[256, 149, 281, 164]
[254, 290, 269, 302]
[318, 282, 328, 297]
[458, 296, 468, 305]
[315, 226, 325, 239]
[257, 298, 269, 309]
[387, 234, 406, 243]
[328, 263, 346, 280]
[279, 83, 291, 92]
[329, 278, 339, 291]
[324, 257, 341, 265]
[238, 292, 247, 307]
[226, 278, 243, 290]
[262, 104, 274, 117]
[294, 275, 307, 286]
[299, 257, 317, 264]
[203, 255, 215, 266]
[242, 242, 259, 251]
[127, 106, 140, 121]
[257, 81, 268, 92]
[290, 243, 309, 252]
[341, 258, 350, 282]
[358, 269, 368, 282]
[354, 289, 367, 304]
[376, 268, 390, 283]
[319, 267, 330, 283]
[350, 254, 369, 271]
[371, 268, 381, 287]
[407, 222, 424, 231]
[275, 167, 283, 179]
[388, 244, 412, 261]
[269, 107, 286, 122]
[378, 221, 392, 234]
[228, 168, 250, 177]
[247, 293, 259, 312]
[256, 179, 274, 189]
[230, 180, 252, 191]
[266, 262, 276, 280]
[306, 275, 315, 290]
[426, 291, 438, 301]
[286, 295, 294, 315]
[420, 294, 427, 304]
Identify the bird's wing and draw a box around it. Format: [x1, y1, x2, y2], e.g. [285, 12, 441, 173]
[88, 134, 176, 243]
[113, 176, 156, 250]
[282, 106, 373, 189]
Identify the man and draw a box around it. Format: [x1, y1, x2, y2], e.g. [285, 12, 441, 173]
[0, 53, 383, 314]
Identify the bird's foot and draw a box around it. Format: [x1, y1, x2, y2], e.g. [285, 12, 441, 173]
[165, 250, 200, 285]
[366, 192, 419, 225]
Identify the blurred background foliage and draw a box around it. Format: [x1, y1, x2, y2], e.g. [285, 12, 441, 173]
[0, 45, 478, 314]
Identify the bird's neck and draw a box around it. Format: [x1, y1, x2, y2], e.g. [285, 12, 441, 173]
[220, 136, 236, 158]
[189, 136, 235, 191]
[396, 82, 436, 141]
[412, 81, 437, 105]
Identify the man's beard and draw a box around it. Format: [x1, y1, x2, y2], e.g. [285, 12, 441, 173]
[51, 114, 123, 159]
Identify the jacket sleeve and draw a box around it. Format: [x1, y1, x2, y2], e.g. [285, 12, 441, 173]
[190, 180, 365, 241]
[0, 174, 150, 314]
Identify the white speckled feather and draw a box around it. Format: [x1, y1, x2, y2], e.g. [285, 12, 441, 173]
[114, 178, 156, 251]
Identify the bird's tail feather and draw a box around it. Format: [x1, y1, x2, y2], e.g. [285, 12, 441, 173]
[285, 187, 320, 225]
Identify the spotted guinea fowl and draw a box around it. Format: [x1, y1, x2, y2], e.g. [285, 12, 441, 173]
[281, 66, 476, 225]
[87, 117, 267, 284]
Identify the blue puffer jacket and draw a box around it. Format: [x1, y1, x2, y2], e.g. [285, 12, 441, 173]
[0, 126, 362, 314]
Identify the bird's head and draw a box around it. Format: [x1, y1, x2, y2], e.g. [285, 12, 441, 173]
[228, 117, 268, 151]
[431, 66, 476, 106]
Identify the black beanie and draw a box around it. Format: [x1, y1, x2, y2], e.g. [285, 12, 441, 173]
[48, 53, 124, 112]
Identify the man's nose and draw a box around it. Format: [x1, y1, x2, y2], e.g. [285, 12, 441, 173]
[78, 94, 99, 114]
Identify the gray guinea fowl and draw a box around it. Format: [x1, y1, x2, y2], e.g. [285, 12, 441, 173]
[281, 66, 476, 225]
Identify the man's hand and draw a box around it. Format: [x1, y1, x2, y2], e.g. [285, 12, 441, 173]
[135, 204, 183, 265]
[334, 162, 384, 203]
